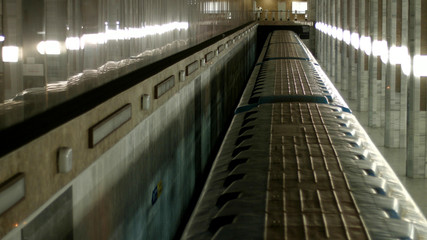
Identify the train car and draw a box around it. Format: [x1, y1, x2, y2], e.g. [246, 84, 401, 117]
[181, 31, 427, 240]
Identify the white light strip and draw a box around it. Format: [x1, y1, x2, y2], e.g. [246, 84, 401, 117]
[389, 46, 409, 65]
[78, 21, 189, 49]
[65, 37, 81, 50]
[336, 28, 343, 41]
[343, 30, 351, 45]
[351, 32, 360, 49]
[360, 36, 372, 55]
[372, 40, 385, 57]
[37, 40, 61, 55]
[402, 55, 412, 76]
[315, 21, 420, 76]
[2, 46, 19, 62]
[327, 25, 332, 36]
[414, 55, 427, 77]
[332, 27, 337, 39]
[380, 43, 389, 64]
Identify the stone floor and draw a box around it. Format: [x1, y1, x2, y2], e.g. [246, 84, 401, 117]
[345, 100, 427, 218]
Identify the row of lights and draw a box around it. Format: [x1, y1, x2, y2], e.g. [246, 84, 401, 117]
[1, 22, 189, 63]
[315, 22, 427, 77]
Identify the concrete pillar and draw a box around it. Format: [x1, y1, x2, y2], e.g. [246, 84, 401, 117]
[316, 0, 325, 63]
[316, 0, 323, 64]
[322, 0, 328, 72]
[348, 0, 358, 101]
[318, 0, 325, 65]
[340, 0, 349, 93]
[400, 0, 409, 146]
[384, 0, 407, 148]
[334, 0, 342, 89]
[368, 0, 385, 127]
[308, 0, 316, 52]
[407, 0, 427, 178]
[356, 0, 369, 111]
[329, 0, 336, 81]
[323, 0, 329, 68]
[323, 0, 334, 77]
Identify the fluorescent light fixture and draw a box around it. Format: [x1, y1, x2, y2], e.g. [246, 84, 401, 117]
[360, 36, 372, 55]
[292, 1, 307, 13]
[319, 23, 324, 32]
[402, 55, 412, 76]
[332, 27, 337, 39]
[389, 46, 408, 65]
[0, 36, 5, 42]
[343, 30, 351, 45]
[414, 55, 427, 77]
[2, 46, 19, 62]
[44, 41, 61, 55]
[0, 173, 25, 216]
[80, 21, 189, 48]
[316, 22, 323, 31]
[327, 25, 332, 36]
[372, 40, 388, 63]
[380, 46, 389, 64]
[36, 42, 44, 54]
[89, 104, 132, 148]
[65, 37, 80, 50]
[336, 28, 343, 41]
[372, 40, 385, 56]
[37, 40, 61, 55]
[351, 32, 360, 49]
[380, 49, 389, 63]
[317, 22, 323, 31]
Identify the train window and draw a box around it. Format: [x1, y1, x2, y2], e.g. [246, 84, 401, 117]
[253, 86, 264, 91]
[363, 169, 376, 177]
[235, 135, 253, 146]
[248, 96, 260, 104]
[239, 126, 255, 135]
[374, 187, 387, 195]
[244, 111, 258, 119]
[339, 122, 350, 127]
[384, 209, 400, 219]
[216, 192, 241, 208]
[349, 141, 360, 148]
[228, 158, 249, 171]
[232, 146, 251, 157]
[241, 118, 256, 127]
[224, 174, 245, 187]
[209, 215, 236, 234]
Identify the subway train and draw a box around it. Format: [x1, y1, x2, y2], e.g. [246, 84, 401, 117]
[180, 30, 427, 239]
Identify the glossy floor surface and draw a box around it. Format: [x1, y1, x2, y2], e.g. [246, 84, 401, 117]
[345, 96, 427, 217]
